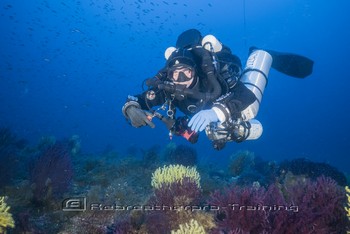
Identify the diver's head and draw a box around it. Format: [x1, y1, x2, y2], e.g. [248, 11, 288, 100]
[168, 64, 195, 87]
[167, 48, 197, 88]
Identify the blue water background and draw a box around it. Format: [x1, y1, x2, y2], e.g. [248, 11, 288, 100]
[1, 0, 349, 173]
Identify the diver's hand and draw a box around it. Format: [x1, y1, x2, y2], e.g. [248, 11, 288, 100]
[124, 105, 155, 128]
[126, 106, 155, 128]
[188, 109, 219, 132]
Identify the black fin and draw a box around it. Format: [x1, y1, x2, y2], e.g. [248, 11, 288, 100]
[250, 47, 314, 78]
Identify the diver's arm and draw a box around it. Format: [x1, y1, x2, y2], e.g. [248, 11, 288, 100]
[122, 68, 168, 126]
[124, 66, 168, 110]
[121, 89, 167, 129]
[212, 81, 257, 122]
[137, 89, 166, 110]
[123, 87, 166, 113]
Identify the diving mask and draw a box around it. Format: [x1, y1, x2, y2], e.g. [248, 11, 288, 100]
[168, 65, 194, 83]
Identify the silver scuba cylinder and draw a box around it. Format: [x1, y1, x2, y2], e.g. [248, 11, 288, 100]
[205, 118, 263, 143]
[240, 50, 273, 120]
[236, 118, 263, 140]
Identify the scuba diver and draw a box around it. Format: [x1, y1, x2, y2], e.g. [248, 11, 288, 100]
[122, 29, 313, 150]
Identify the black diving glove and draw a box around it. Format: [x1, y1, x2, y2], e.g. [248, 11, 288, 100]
[122, 101, 155, 128]
[192, 47, 216, 74]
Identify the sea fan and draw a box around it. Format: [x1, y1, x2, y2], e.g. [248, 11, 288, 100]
[30, 141, 73, 204]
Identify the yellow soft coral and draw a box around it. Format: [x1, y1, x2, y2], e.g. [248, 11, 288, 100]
[151, 164, 201, 189]
[345, 186, 350, 234]
[171, 219, 206, 234]
[345, 186, 350, 217]
[0, 196, 15, 233]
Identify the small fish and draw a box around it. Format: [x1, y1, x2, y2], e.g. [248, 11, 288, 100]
[4, 4, 12, 9]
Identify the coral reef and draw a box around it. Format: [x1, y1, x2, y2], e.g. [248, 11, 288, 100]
[1, 127, 348, 234]
[30, 141, 74, 205]
[150, 164, 202, 211]
[60, 147, 161, 234]
[151, 164, 201, 189]
[0, 127, 28, 187]
[171, 219, 206, 234]
[0, 127, 27, 149]
[346, 186, 350, 217]
[228, 150, 255, 177]
[0, 196, 15, 233]
[162, 142, 177, 159]
[209, 175, 348, 233]
[165, 144, 198, 166]
[227, 150, 278, 186]
[110, 218, 133, 234]
[61, 211, 113, 234]
[143, 164, 216, 233]
[69, 134, 81, 156]
[141, 145, 161, 168]
[280, 175, 348, 233]
[209, 184, 269, 233]
[279, 157, 347, 186]
[152, 177, 201, 208]
[344, 186, 350, 233]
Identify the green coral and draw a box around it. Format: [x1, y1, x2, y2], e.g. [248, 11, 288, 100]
[151, 164, 201, 189]
[0, 196, 15, 233]
[171, 219, 206, 234]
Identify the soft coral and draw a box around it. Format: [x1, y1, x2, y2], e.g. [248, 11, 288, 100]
[208, 176, 348, 233]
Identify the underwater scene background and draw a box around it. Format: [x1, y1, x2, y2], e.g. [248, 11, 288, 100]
[1, 0, 350, 233]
